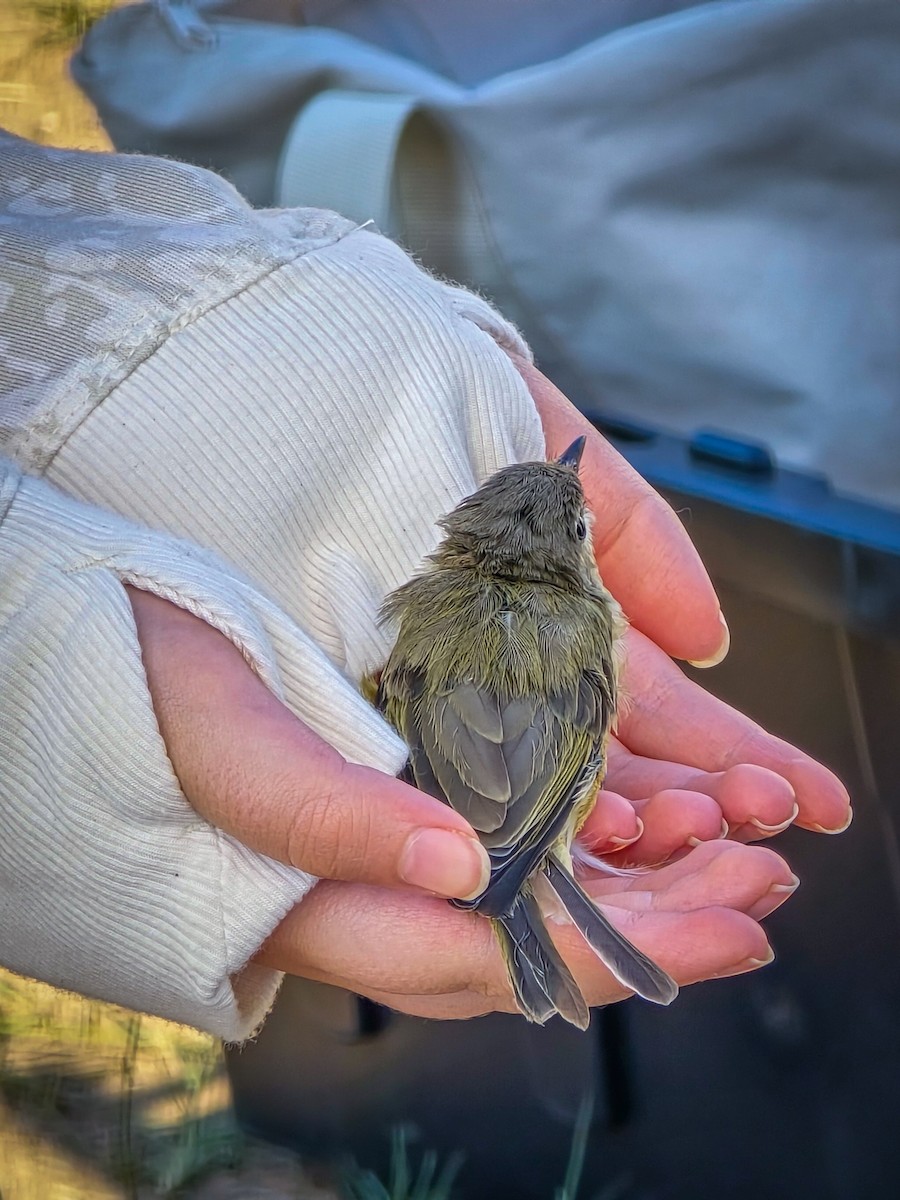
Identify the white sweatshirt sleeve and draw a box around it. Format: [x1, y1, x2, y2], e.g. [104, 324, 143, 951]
[0, 133, 545, 1035]
[0, 457, 406, 1039]
[46, 230, 544, 686]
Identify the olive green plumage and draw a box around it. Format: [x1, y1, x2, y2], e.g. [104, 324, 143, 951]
[371, 438, 677, 1027]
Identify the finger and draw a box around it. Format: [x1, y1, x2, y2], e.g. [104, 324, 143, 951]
[605, 744, 800, 845]
[575, 907, 774, 992]
[632, 790, 727, 860]
[127, 588, 490, 899]
[582, 840, 798, 923]
[359, 988, 500, 1021]
[618, 628, 853, 833]
[517, 359, 727, 665]
[548, 881, 776, 998]
[256, 882, 504, 999]
[579, 789, 644, 851]
[257, 870, 774, 1011]
[694, 765, 799, 842]
[316, 911, 772, 1017]
[580, 787, 725, 862]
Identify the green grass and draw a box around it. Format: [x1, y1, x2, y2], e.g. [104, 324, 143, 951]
[343, 1127, 464, 1200]
[341, 1095, 596, 1200]
[555, 1093, 593, 1200]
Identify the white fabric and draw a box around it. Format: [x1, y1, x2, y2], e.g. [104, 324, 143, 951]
[0, 132, 542, 1035]
[277, 89, 418, 235]
[73, 0, 900, 510]
[0, 461, 321, 1038]
[0, 129, 358, 472]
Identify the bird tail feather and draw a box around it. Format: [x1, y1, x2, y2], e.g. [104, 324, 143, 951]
[495, 892, 590, 1030]
[546, 855, 678, 1006]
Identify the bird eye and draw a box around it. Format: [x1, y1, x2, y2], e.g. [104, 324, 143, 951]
[575, 518, 587, 541]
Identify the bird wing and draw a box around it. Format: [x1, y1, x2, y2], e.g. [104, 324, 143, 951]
[383, 664, 614, 920]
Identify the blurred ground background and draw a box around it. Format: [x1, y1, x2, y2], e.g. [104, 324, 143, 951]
[0, 0, 112, 148]
[0, 3, 335, 1195]
[0, 967, 341, 1199]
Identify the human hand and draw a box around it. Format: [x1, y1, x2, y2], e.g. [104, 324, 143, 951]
[57, 223, 847, 869]
[90, 239, 844, 1022]
[256, 837, 793, 1019]
[518, 361, 852, 862]
[127, 587, 490, 904]
[128, 586, 796, 1020]
[124, 363, 848, 1024]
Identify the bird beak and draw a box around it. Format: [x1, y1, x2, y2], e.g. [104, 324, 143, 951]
[557, 436, 586, 470]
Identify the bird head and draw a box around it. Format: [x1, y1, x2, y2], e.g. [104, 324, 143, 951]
[434, 437, 600, 588]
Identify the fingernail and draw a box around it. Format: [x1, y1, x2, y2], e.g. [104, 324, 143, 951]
[811, 809, 854, 834]
[688, 613, 731, 669]
[686, 818, 729, 849]
[749, 801, 800, 836]
[400, 829, 491, 900]
[607, 818, 644, 850]
[770, 873, 800, 895]
[746, 947, 776, 967]
[724, 947, 776, 977]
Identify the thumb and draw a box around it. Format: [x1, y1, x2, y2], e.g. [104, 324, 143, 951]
[126, 587, 490, 900]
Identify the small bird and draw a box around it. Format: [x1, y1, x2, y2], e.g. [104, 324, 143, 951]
[368, 437, 677, 1027]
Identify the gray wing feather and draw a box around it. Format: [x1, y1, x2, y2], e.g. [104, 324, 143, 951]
[387, 669, 610, 867]
[421, 682, 555, 837]
[549, 669, 612, 731]
[503, 723, 544, 801]
[433, 694, 510, 802]
[447, 683, 503, 742]
[418, 702, 507, 831]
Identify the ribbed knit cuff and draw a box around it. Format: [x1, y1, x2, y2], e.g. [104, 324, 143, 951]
[0, 460, 404, 1038]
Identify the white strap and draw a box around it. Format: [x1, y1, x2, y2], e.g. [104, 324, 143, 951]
[276, 87, 514, 328]
[276, 90, 418, 236]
